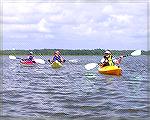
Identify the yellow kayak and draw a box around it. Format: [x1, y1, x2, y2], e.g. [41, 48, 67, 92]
[51, 61, 62, 69]
[98, 66, 122, 76]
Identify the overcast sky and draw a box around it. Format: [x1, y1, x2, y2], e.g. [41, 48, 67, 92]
[2, 0, 148, 50]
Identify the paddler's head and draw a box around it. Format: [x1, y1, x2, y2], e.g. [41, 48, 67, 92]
[104, 50, 111, 58]
[54, 50, 61, 56]
[29, 51, 33, 55]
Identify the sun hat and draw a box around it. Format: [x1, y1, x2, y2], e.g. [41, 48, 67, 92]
[29, 52, 33, 54]
[55, 50, 60, 55]
[104, 50, 111, 54]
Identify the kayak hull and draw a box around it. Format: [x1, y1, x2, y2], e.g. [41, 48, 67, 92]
[51, 61, 62, 69]
[20, 60, 36, 67]
[98, 66, 122, 76]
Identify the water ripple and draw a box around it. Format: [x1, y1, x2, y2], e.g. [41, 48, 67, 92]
[1, 56, 149, 119]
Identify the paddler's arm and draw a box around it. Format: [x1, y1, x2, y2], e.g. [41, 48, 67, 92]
[99, 63, 105, 68]
[48, 59, 51, 63]
[99, 58, 106, 67]
[113, 55, 124, 65]
[48, 57, 54, 64]
[60, 56, 66, 63]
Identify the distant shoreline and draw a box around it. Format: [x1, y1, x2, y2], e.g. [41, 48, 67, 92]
[0, 49, 149, 55]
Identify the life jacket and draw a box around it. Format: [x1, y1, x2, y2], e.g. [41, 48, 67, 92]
[108, 55, 114, 66]
[53, 55, 61, 62]
[28, 55, 34, 61]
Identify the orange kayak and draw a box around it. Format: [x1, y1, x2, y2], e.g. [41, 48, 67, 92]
[98, 66, 122, 76]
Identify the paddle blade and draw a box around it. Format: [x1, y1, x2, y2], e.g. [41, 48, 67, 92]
[9, 55, 16, 60]
[68, 59, 78, 63]
[85, 63, 98, 70]
[34, 59, 45, 64]
[131, 50, 141, 56]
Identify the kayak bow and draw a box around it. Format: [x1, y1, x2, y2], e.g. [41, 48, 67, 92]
[98, 66, 122, 76]
[51, 61, 62, 69]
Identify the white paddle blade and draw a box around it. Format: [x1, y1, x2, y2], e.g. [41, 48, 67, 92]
[85, 63, 98, 70]
[34, 59, 45, 64]
[131, 50, 141, 56]
[9, 55, 16, 60]
[68, 59, 78, 63]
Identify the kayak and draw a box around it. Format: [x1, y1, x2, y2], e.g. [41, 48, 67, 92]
[98, 66, 122, 76]
[20, 59, 36, 66]
[51, 61, 62, 69]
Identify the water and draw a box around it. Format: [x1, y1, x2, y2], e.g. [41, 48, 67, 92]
[0, 55, 149, 120]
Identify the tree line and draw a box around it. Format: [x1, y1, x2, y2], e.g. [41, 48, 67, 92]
[0, 49, 149, 56]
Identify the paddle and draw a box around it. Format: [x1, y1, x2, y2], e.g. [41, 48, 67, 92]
[9, 55, 21, 60]
[47, 59, 78, 64]
[9, 55, 45, 64]
[131, 50, 141, 56]
[84, 50, 142, 70]
[68, 59, 78, 63]
[34, 59, 45, 64]
[85, 63, 98, 70]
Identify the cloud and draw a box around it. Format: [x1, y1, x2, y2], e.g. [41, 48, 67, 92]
[2, 16, 21, 24]
[2, 2, 147, 50]
[36, 3, 62, 14]
[102, 5, 114, 14]
[3, 2, 37, 15]
[3, 24, 37, 32]
[72, 23, 98, 36]
[110, 14, 133, 23]
[37, 18, 51, 33]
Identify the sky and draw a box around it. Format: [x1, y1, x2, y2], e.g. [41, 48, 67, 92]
[2, 0, 149, 50]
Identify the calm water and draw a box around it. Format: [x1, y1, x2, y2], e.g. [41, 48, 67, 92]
[0, 55, 149, 120]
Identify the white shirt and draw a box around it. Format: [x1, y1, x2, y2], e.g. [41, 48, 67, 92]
[100, 58, 105, 63]
[100, 56, 123, 64]
[100, 57, 116, 63]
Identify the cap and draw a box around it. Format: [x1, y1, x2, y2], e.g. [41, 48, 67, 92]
[55, 51, 60, 54]
[104, 50, 111, 54]
[29, 52, 33, 54]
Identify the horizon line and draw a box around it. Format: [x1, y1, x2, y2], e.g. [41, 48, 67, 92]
[1, 48, 149, 51]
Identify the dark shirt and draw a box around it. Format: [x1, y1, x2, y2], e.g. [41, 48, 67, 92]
[53, 55, 61, 62]
[28, 56, 34, 61]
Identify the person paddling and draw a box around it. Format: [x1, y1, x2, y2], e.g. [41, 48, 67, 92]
[100, 50, 123, 67]
[28, 52, 35, 61]
[21, 52, 36, 63]
[48, 50, 65, 63]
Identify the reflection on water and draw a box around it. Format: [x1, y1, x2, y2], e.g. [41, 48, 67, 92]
[0, 55, 149, 120]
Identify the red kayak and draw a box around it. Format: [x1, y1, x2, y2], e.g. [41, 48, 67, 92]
[20, 59, 36, 66]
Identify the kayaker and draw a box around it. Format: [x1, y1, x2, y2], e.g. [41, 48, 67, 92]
[28, 52, 34, 61]
[100, 50, 124, 67]
[49, 50, 65, 63]
[100, 50, 114, 67]
[20, 52, 36, 63]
